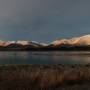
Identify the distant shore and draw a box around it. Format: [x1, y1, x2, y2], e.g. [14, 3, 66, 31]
[0, 64, 90, 90]
[0, 45, 90, 51]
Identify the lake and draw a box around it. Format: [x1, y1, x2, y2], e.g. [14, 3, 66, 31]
[0, 51, 90, 65]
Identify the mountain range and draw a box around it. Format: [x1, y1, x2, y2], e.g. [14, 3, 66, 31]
[0, 35, 90, 51]
[51, 35, 90, 46]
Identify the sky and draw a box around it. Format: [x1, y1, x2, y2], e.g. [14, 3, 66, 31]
[0, 0, 90, 43]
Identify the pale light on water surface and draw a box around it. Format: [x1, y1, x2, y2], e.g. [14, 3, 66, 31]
[0, 51, 90, 64]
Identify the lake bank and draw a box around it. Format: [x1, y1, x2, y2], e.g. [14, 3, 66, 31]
[0, 64, 90, 90]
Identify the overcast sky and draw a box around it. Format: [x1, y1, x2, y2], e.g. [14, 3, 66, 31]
[0, 0, 90, 42]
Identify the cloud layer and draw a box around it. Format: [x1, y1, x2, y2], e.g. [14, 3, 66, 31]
[0, 0, 90, 42]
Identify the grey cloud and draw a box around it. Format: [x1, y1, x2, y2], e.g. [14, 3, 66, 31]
[0, 0, 90, 42]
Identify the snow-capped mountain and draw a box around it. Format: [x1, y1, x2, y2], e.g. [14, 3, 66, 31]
[0, 40, 47, 47]
[0, 35, 90, 50]
[51, 35, 90, 46]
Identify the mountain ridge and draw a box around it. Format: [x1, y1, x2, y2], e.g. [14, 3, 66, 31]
[0, 35, 90, 50]
[51, 34, 90, 46]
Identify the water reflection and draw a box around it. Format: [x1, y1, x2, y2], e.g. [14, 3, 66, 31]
[0, 51, 90, 64]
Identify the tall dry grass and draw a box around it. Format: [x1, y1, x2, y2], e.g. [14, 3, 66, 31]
[0, 65, 90, 90]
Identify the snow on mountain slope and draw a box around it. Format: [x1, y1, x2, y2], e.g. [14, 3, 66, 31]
[0, 40, 47, 47]
[0, 34, 90, 48]
[51, 35, 90, 46]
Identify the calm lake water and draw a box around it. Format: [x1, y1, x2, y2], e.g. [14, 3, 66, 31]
[0, 51, 90, 65]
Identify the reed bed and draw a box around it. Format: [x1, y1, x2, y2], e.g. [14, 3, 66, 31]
[0, 64, 90, 90]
